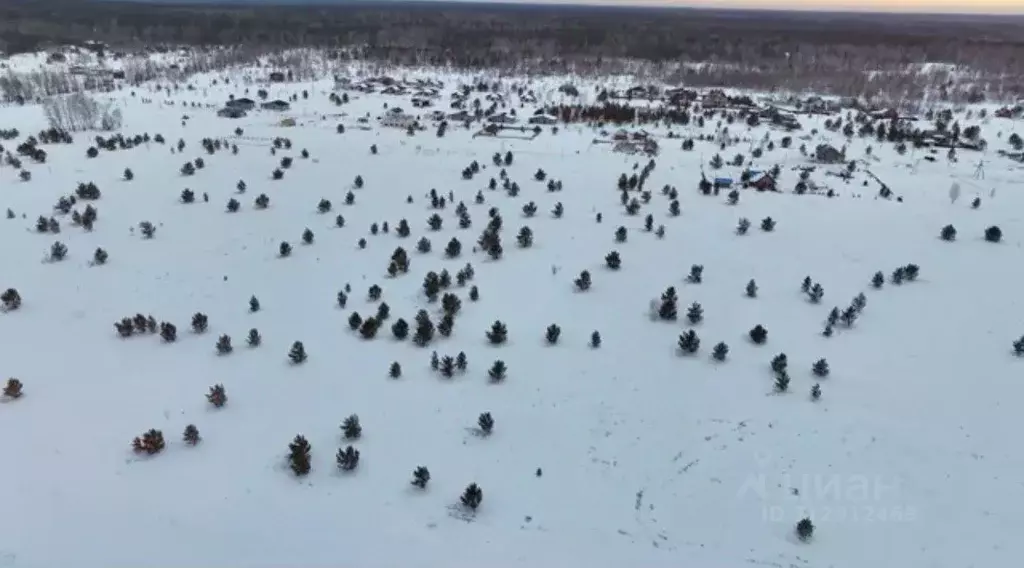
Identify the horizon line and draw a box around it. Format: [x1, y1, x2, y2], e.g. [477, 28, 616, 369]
[96, 0, 1024, 17]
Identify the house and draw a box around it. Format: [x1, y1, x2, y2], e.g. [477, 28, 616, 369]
[217, 107, 247, 119]
[261, 100, 290, 112]
[268, 71, 286, 83]
[613, 141, 640, 154]
[487, 113, 517, 124]
[226, 98, 255, 111]
[750, 173, 777, 191]
[380, 113, 417, 129]
[815, 144, 844, 164]
[703, 89, 729, 108]
[528, 115, 557, 125]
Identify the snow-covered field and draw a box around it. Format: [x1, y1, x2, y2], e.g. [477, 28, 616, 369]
[2, 67, 1024, 568]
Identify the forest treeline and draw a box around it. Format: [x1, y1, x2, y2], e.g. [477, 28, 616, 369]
[2, 0, 1023, 99]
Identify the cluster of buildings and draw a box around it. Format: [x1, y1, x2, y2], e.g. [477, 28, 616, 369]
[216, 97, 290, 119]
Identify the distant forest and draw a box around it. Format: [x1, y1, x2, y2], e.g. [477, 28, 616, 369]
[2, 0, 1023, 100]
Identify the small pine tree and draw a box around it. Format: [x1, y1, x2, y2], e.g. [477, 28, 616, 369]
[207, 384, 227, 408]
[288, 435, 312, 476]
[1013, 335, 1024, 356]
[810, 383, 821, 400]
[605, 251, 621, 270]
[545, 324, 561, 345]
[389, 361, 402, 378]
[746, 279, 758, 298]
[686, 264, 704, 284]
[336, 446, 360, 471]
[342, 414, 362, 440]
[677, 330, 700, 354]
[488, 360, 507, 382]
[712, 341, 729, 361]
[795, 517, 814, 541]
[302, 228, 314, 244]
[289, 341, 307, 364]
[940, 224, 957, 241]
[736, 217, 751, 235]
[486, 320, 508, 345]
[807, 283, 824, 303]
[871, 271, 884, 289]
[801, 276, 812, 293]
[774, 371, 791, 392]
[279, 241, 292, 257]
[812, 358, 829, 377]
[771, 353, 788, 374]
[183, 424, 200, 445]
[215, 334, 233, 355]
[686, 302, 704, 324]
[392, 318, 409, 340]
[249, 295, 260, 312]
[749, 324, 768, 345]
[3, 378, 24, 399]
[760, 217, 776, 232]
[412, 466, 430, 488]
[477, 412, 494, 435]
[984, 225, 1002, 243]
[247, 328, 261, 347]
[575, 270, 592, 291]
[461, 483, 483, 510]
[904, 264, 919, 281]
[590, 331, 601, 348]
[348, 311, 363, 331]
[191, 312, 208, 333]
[439, 355, 456, 378]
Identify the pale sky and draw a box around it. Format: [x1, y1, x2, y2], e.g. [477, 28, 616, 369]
[415, 0, 1024, 14]
[672, 0, 1022, 13]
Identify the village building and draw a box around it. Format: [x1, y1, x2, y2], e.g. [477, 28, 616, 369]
[260, 100, 290, 112]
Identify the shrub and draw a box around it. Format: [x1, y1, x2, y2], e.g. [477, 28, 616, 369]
[183, 424, 200, 445]
[289, 341, 307, 364]
[411, 466, 430, 488]
[712, 342, 728, 361]
[796, 518, 814, 541]
[677, 330, 700, 354]
[461, 483, 483, 510]
[207, 384, 227, 407]
[545, 324, 561, 345]
[749, 324, 767, 344]
[131, 429, 165, 455]
[985, 225, 1002, 242]
[940, 224, 956, 241]
[486, 321, 508, 345]
[342, 414, 362, 440]
[812, 358, 829, 377]
[288, 435, 312, 476]
[477, 412, 494, 435]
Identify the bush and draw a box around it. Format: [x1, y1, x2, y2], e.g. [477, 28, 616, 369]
[677, 330, 700, 354]
[796, 517, 814, 541]
[712, 342, 728, 361]
[411, 466, 430, 488]
[461, 483, 483, 510]
[545, 324, 561, 344]
[985, 225, 1002, 242]
[940, 224, 957, 241]
[288, 435, 312, 476]
[207, 384, 227, 407]
[486, 321, 508, 345]
[477, 412, 494, 435]
[749, 324, 767, 344]
[131, 429, 166, 455]
[341, 414, 362, 439]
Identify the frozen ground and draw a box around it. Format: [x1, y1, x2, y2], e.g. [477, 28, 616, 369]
[1, 68, 1024, 568]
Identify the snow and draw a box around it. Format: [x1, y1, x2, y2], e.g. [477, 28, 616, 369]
[1, 66, 1024, 568]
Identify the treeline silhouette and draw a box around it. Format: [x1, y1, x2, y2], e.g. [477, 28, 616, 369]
[2, 0, 1022, 99]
